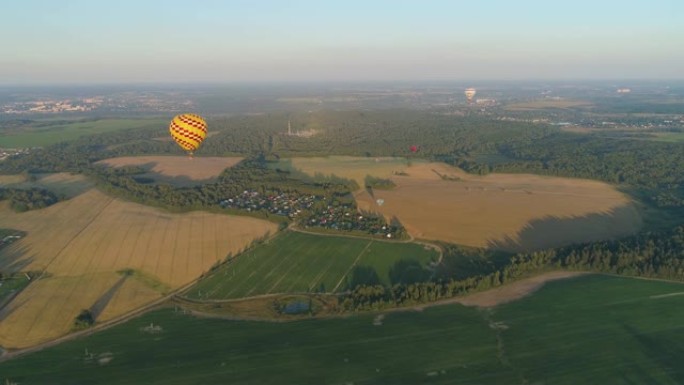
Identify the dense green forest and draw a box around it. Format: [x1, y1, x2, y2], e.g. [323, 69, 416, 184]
[0, 187, 63, 212]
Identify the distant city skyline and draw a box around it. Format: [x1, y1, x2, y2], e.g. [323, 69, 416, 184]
[2, 0, 683, 85]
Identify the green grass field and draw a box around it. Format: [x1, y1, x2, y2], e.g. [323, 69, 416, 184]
[0, 118, 166, 147]
[0, 305, 507, 385]
[2, 275, 684, 384]
[187, 231, 438, 300]
[492, 275, 684, 384]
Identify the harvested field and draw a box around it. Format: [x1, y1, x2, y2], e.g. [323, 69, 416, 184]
[286, 157, 641, 251]
[272, 156, 422, 188]
[0, 188, 276, 348]
[96, 156, 243, 186]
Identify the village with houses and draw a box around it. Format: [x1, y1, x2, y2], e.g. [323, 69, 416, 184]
[218, 189, 405, 239]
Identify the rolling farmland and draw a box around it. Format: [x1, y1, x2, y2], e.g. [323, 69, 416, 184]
[277, 157, 641, 251]
[187, 231, 438, 300]
[2, 275, 684, 384]
[0, 187, 277, 349]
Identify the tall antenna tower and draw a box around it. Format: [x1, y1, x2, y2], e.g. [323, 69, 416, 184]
[288, 119, 292, 136]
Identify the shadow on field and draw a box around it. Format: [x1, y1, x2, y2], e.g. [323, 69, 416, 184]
[130, 162, 216, 187]
[0, 297, 30, 322]
[389, 259, 432, 285]
[344, 266, 381, 290]
[0, 243, 35, 273]
[486, 204, 641, 252]
[88, 275, 128, 321]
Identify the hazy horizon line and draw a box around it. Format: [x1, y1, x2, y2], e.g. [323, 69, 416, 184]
[2, 78, 683, 88]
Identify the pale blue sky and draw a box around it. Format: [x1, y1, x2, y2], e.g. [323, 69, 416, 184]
[2, 0, 683, 84]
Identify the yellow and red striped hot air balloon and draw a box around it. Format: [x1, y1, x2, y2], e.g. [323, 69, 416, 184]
[169, 114, 207, 157]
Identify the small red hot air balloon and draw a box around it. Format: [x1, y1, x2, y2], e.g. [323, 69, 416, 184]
[410, 145, 418, 153]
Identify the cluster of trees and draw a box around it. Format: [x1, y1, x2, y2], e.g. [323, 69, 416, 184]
[340, 225, 684, 310]
[0, 187, 62, 212]
[364, 176, 396, 190]
[73, 309, 95, 329]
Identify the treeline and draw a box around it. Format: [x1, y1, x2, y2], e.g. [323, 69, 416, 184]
[0, 187, 63, 212]
[340, 225, 684, 310]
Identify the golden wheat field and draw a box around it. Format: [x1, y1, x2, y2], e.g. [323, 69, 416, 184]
[0, 188, 276, 349]
[278, 156, 421, 187]
[287, 157, 642, 251]
[96, 156, 244, 186]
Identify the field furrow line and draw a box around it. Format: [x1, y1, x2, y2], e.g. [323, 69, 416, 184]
[154, 215, 175, 286]
[286, 240, 339, 293]
[265, 240, 317, 293]
[38, 196, 114, 276]
[332, 240, 373, 293]
[286, 239, 349, 293]
[169, 218, 183, 286]
[227, 236, 305, 298]
[108, 207, 137, 272]
[220, 251, 272, 298]
[244, 258, 291, 297]
[8, 197, 115, 343]
[305, 244, 343, 292]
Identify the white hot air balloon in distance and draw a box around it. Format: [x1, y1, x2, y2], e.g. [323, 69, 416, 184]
[464, 88, 477, 103]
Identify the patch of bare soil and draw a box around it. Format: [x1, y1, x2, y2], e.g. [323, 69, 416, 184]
[452, 271, 589, 308]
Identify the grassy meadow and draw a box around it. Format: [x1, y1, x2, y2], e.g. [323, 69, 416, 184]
[491, 274, 684, 384]
[0, 118, 166, 147]
[2, 275, 684, 384]
[186, 231, 438, 300]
